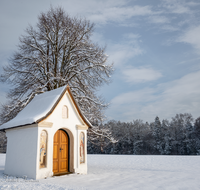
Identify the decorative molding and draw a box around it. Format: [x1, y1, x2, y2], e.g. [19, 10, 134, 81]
[38, 121, 53, 128]
[76, 125, 88, 130]
[62, 105, 68, 119]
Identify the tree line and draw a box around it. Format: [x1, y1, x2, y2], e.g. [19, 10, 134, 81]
[88, 113, 200, 155]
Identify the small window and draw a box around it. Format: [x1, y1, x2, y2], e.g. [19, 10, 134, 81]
[80, 132, 85, 164]
[39, 130, 47, 168]
[62, 105, 68, 118]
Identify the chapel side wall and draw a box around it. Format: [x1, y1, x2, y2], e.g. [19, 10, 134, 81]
[5, 126, 38, 179]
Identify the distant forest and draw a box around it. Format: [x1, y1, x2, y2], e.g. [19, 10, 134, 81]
[88, 113, 200, 155]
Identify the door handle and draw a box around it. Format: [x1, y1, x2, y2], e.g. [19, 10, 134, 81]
[60, 147, 63, 152]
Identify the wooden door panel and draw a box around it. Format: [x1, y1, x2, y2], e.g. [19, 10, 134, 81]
[53, 129, 69, 174]
[53, 144, 59, 159]
[54, 131, 59, 143]
[60, 161, 67, 172]
[61, 132, 67, 143]
[61, 144, 68, 159]
[53, 130, 59, 173]
[53, 161, 59, 173]
[59, 130, 68, 172]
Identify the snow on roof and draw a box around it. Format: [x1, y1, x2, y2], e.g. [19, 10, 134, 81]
[0, 86, 66, 130]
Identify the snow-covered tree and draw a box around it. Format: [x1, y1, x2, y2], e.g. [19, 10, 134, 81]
[88, 114, 199, 155]
[161, 119, 171, 155]
[151, 116, 164, 154]
[0, 6, 114, 144]
[192, 117, 200, 154]
[194, 117, 200, 137]
[170, 113, 194, 154]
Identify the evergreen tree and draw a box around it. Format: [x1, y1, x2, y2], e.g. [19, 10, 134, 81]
[152, 116, 163, 154]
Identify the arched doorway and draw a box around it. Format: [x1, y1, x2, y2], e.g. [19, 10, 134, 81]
[53, 129, 69, 175]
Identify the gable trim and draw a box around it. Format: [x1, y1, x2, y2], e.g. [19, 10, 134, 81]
[76, 125, 88, 130]
[36, 87, 67, 123]
[66, 87, 92, 128]
[37, 85, 92, 128]
[66, 91, 84, 125]
[38, 121, 53, 128]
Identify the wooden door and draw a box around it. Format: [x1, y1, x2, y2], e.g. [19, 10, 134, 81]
[53, 129, 69, 174]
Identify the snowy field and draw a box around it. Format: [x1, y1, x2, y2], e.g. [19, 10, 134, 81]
[0, 154, 200, 190]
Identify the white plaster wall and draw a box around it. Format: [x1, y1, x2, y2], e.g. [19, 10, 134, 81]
[36, 92, 88, 179]
[35, 127, 53, 179]
[5, 126, 38, 179]
[77, 130, 88, 174]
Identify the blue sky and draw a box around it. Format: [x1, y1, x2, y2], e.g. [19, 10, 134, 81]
[0, 0, 200, 123]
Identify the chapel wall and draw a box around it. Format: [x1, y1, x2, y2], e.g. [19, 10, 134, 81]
[36, 91, 88, 179]
[5, 126, 38, 179]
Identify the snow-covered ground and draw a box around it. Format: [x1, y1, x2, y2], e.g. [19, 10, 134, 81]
[0, 153, 200, 190]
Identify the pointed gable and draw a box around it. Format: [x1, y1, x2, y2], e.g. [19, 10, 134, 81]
[0, 85, 92, 131]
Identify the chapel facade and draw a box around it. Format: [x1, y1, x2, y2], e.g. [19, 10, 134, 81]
[0, 85, 91, 179]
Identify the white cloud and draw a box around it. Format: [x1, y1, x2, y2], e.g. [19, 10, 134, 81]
[122, 67, 162, 83]
[87, 5, 154, 24]
[108, 44, 143, 66]
[162, 0, 191, 14]
[148, 16, 170, 24]
[90, 32, 106, 47]
[107, 33, 143, 67]
[123, 33, 141, 41]
[178, 57, 200, 65]
[170, 5, 190, 14]
[52, 0, 156, 25]
[111, 88, 156, 106]
[107, 70, 200, 122]
[90, 32, 143, 67]
[161, 25, 179, 32]
[178, 26, 200, 53]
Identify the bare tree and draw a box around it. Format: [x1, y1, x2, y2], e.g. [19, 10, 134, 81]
[0, 6, 114, 144]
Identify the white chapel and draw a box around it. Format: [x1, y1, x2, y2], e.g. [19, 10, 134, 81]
[0, 85, 91, 179]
